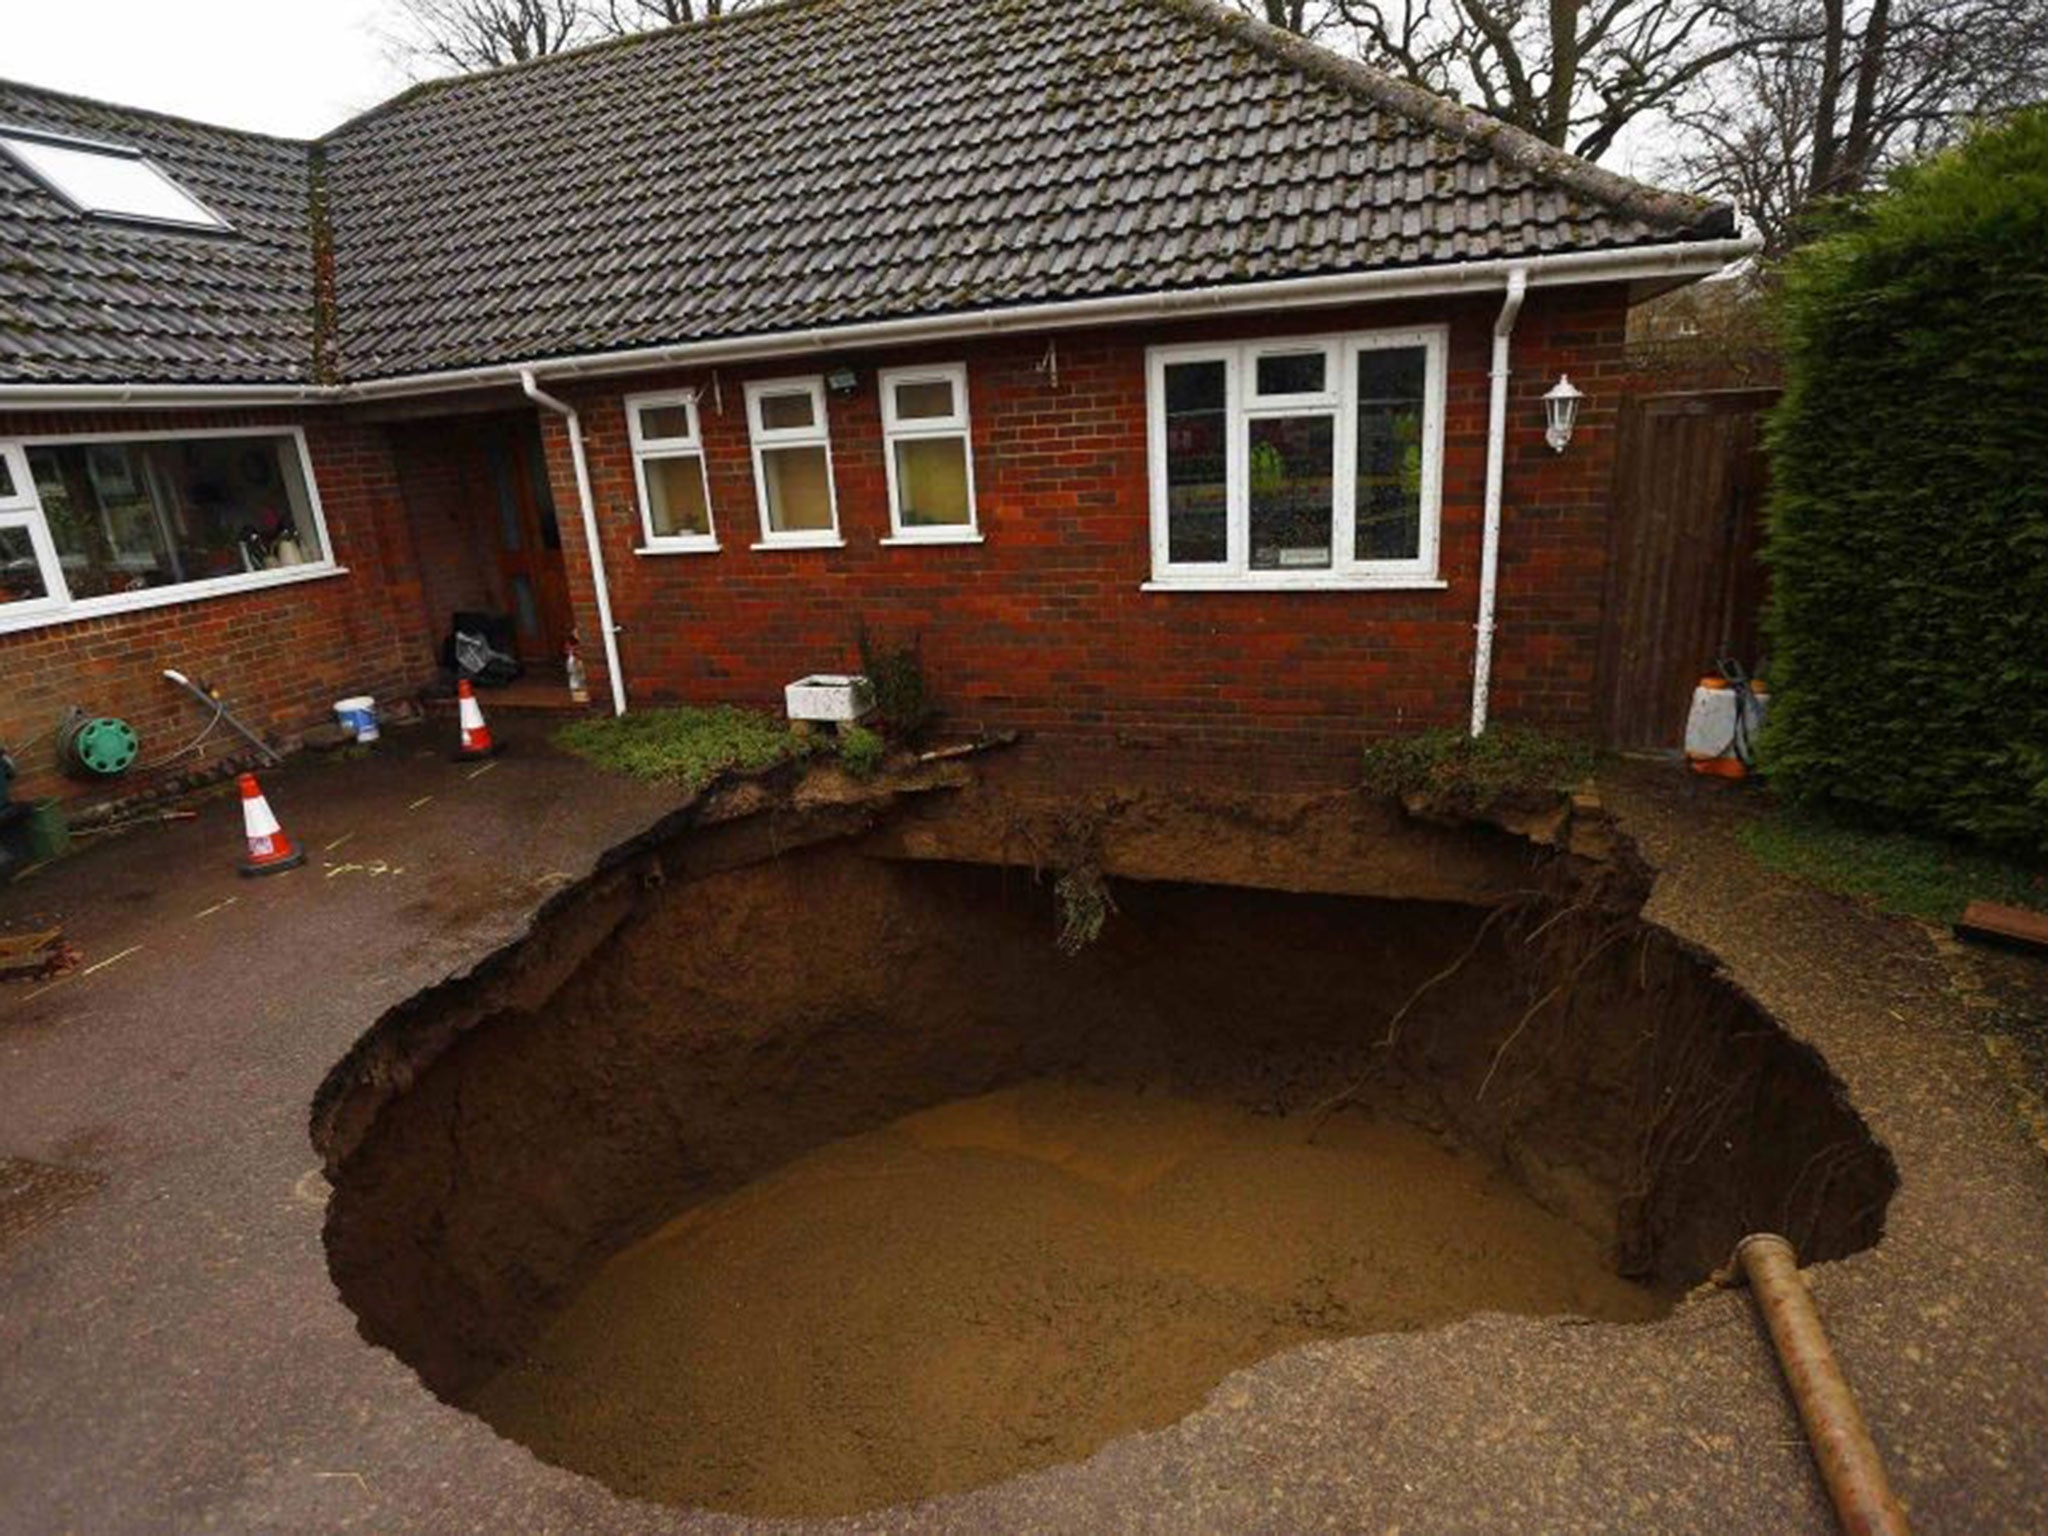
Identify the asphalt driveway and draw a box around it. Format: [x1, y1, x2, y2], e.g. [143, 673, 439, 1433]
[1, 735, 2044, 1534]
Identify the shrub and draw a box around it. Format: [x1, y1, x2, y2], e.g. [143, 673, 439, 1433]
[1763, 109, 2048, 851]
[836, 723, 886, 780]
[856, 624, 935, 739]
[554, 706, 813, 790]
[1360, 726, 1596, 812]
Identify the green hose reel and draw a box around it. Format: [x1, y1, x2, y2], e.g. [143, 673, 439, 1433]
[57, 710, 141, 779]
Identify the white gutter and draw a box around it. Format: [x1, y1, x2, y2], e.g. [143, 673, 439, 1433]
[518, 368, 627, 718]
[0, 238, 1756, 411]
[1469, 267, 1528, 738]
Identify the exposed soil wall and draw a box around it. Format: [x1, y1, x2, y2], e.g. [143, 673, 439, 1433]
[317, 783, 1895, 1434]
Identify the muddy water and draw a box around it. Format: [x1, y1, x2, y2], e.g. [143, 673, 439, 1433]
[469, 1080, 1667, 1517]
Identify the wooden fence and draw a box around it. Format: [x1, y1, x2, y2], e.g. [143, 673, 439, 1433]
[1596, 387, 1779, 751]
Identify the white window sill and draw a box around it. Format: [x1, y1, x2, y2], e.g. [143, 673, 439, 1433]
[0, 562, 349, 636]
[1141, 574, 1448, 594]
[635, 541, 720, 556]
[751, 535, 845, 552]
[881, 531, 984, 547]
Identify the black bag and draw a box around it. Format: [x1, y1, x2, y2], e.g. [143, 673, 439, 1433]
[442, 611, 524, 687]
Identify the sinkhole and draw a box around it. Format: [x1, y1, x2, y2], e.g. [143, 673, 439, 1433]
[313, 790, 1895, 1519]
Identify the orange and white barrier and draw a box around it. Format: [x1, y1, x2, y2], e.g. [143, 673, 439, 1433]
[237, 772, 305, 876]
[454, 678, 500, 761]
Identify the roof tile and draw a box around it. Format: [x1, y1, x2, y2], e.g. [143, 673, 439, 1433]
[2, 0, 1727, 387]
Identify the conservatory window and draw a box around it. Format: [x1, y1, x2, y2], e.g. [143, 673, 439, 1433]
[0, 430, 335, 633]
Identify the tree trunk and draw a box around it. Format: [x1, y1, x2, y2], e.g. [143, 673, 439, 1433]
[1840, 0, 1893, 188]
[1808, 0, 1848, 195]
[1544, 0, 1584, 145]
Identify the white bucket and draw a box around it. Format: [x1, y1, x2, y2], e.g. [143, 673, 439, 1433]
[334, 696, 380, 743]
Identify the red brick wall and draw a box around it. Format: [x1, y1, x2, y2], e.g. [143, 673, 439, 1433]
[385, 420, 505, 651]
[0, 408, 438, 809]
[536, 286, 1631, 755]
[0, 285, 1631, 813]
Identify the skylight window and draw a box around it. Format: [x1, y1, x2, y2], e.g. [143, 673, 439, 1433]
[0, 128, 229, 232]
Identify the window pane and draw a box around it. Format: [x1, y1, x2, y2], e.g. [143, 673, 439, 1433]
[0, 526, 48, 604]
[0, 454, 16, 500]
[893, 437, 970, 527]
[761, 444, 833, 532]
[637, 404, 693, 442]
[758, 391, 815, 432]
[28, 434, 324, 601]
[645, 453, 711, 537]
[893, 378, 955, 421]
[0, 134, 226, 229]
[1248, 415, 1334, 570]
[1163, 360, 1228, 565]
[1256, 351, 1325, 396]
[1355, 347, 1428, 562]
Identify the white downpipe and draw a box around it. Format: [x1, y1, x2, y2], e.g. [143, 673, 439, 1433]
[519, 369, 627, 717]
[1469, 267, 1528, 738]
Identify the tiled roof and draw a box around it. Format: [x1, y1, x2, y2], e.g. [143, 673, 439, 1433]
[0, 82, 317, 385]
[1, 0, 1732, 388]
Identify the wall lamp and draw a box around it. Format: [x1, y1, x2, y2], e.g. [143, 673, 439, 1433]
[1544, 374, 1583, 452]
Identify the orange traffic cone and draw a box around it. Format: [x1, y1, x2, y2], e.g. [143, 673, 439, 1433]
[454, 678, 501, 761]
[237, 772, 305, 877]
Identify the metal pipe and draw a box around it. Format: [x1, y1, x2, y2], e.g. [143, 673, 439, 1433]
[518, 370, 627, 717]
[1469, 266, 1527, 737]
[0, 239, 1758, 412]
[161, 669, 283, 765]
[1727, 1233, 1910, 1536]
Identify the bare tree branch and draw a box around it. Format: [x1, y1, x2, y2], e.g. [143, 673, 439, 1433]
[383, 0, 752, 73]
[1667, 0, 2048, 252]
[383, 0, 599, 72]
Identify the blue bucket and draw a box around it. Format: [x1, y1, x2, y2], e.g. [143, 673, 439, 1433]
[334, 695, 380, 743]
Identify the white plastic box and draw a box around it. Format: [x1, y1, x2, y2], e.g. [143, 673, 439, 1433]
[784, 674, 876, 723]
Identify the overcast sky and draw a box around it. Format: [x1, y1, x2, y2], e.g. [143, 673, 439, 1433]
[7, 0, 412, 138]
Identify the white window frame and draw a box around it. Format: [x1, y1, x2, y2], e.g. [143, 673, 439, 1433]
[878, 363, 982, 545]
[1143, 326, 1449, 592]
[0, 442, 68, 625]
[744, 376, 842, 550]
[0, 426, 342, 637]
[624, 389, 718, 554]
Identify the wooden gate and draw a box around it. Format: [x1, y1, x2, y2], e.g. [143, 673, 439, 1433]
[1596, 388, 1778, 751]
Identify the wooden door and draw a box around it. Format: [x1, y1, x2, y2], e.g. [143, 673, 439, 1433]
[480, 418, 572, 663]
[1596, 389, 1777, 750]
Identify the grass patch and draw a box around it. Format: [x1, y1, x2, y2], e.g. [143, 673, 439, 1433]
[554, 706, 816, 791]
[1361, 727, 1598, 811]
[1737, 803, 2048, 925]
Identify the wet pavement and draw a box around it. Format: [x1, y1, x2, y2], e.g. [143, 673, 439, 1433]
[1, 739, 2044, 1534]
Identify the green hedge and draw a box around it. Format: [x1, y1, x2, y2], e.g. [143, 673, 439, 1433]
[1764, 108, 2048, 851]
